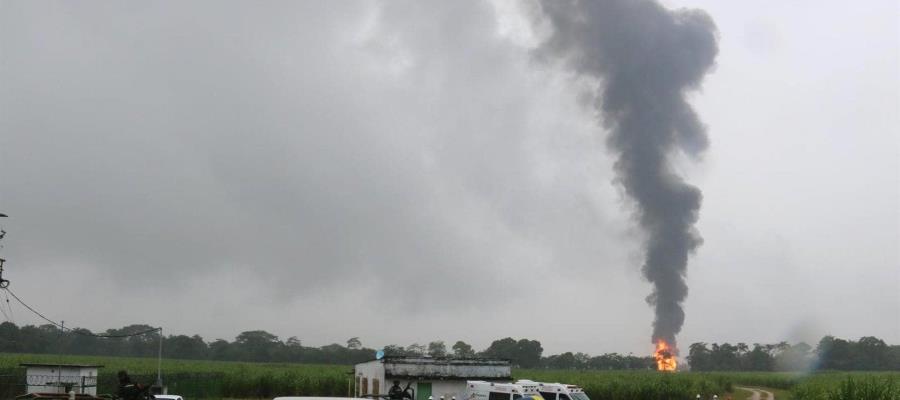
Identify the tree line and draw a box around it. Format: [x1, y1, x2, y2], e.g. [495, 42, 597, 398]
[0, 322, 896, 371]
[0, 322, 650, 368]
[687, 336, 900, 371]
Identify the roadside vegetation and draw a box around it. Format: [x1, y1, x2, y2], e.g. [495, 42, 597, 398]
[2, 353, 899, 399]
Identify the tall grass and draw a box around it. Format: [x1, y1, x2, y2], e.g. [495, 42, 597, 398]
[791, 374, 900, 400]
[0, 353, 351, 399]
[4, 353, 900, 399]
[519, 370, 733, 400]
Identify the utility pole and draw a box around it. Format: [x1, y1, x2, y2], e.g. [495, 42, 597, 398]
[58, 320, 64, 393]
[157, 327, 163, 387]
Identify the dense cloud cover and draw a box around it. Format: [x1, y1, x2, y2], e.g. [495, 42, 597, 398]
[0, 0, 896, 354]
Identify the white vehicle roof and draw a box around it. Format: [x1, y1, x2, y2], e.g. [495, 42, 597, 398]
[275, 396, 372, 400]
[154, 396, 184, 400]
[515, 381, 540, 394]
[467, 381, 527, 394]
[274, 398, 368, 400]
[518, 382, 585, 394]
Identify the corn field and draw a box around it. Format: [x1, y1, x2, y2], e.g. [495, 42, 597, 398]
[2, 353, 899, 399]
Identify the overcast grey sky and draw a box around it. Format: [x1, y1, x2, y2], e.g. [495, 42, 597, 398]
[0, 0, 897, 356]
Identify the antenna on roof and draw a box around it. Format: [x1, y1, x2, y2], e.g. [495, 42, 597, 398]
[0, 213, 8, 288]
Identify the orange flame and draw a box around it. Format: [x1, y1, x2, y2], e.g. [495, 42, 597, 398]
[654, 340, 678, 372]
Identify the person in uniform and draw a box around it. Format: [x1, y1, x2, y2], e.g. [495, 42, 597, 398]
[388, 381, 405, 400]
[117, 370, 148, 400]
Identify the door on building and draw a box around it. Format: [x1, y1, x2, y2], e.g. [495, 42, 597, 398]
[416, 382, 432, 400]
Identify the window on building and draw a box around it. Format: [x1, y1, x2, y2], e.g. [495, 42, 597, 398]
[374, 379, 380, 396]
[489, 392, 510, 400]
[363, 378, 369, 395]
[356, 376, 361, 397]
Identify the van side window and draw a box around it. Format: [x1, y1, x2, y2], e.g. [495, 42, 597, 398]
[489, 392, 510, 400]
[513, 395, 522, 400]
[540, 392, 556, 400]
[559, 395, 570, 400]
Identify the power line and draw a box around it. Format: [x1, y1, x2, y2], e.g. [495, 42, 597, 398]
[3, 287, 159, 338]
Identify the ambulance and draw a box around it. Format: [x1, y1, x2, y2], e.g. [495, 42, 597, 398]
[514, 381, 589, 400]
[464, 381, 542, 400]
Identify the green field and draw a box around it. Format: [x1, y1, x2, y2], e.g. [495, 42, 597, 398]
[2, 354, 898, 400]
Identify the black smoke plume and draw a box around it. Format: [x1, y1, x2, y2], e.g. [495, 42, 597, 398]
[535, 0, 718, 350]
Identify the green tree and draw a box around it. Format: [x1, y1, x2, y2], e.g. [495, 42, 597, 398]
[481, 337, 517, 359]
[687, 342, 712, 371]
[166, 334, 208, 360]
[347, 337, 362, 349]
[234, 330, 282, 361]
[406, 343, 426, 356]
[855, 336, 889, 370]
[452, 341, 475, 358]
[383, 344, 407, 356]
[481, 337, 543, 368]
[515, 339, 543, 368]
[744, 343, 774, 371]
[0, 322, 21, 352]
[209, 338, 232, 360]
[428, 341, 447, 357]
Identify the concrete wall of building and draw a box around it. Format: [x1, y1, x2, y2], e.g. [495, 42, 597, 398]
[355, 360, 386, 397]
[383, 360, 510, 380]
[25, 366, 99, 395]
[355, 358, 510, 400]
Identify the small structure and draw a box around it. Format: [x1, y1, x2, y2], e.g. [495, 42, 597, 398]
[354, 357, 511, 400]
[21, 363, 103, 396]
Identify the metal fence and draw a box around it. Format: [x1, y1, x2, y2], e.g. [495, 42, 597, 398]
[25, 374, 98, 393]
[0, 371, 225, 399]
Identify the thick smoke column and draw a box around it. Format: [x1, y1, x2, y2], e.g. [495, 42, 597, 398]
[536, 0, 718, 350]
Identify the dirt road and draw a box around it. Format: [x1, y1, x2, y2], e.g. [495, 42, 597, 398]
[735, 386, 775, 400]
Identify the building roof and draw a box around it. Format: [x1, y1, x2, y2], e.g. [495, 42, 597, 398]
[360, 357, 511, 380]
[20, 363, 104, 368]
[15, 394, 105, 400]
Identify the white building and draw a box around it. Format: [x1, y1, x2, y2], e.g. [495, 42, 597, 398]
[354, 357, 511, 400]
[22, 363, 102, 395]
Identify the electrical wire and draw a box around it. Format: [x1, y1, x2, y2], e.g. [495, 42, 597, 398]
[3, 287, 159, 338]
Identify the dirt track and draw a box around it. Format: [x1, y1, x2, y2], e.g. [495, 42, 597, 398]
[735, 386, 775, 400]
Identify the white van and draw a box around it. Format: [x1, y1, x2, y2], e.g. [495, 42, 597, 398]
[514, 381, 589, 400]
[465, 381, 542, 400]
